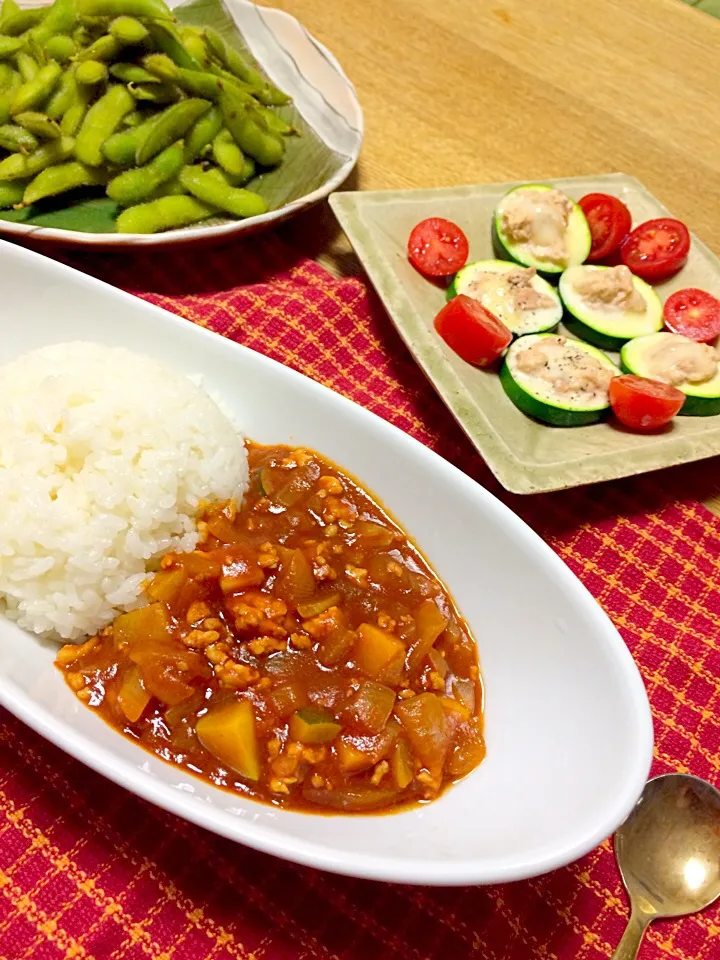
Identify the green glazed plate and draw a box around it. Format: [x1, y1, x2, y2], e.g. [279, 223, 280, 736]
[330, 174, 720, 494]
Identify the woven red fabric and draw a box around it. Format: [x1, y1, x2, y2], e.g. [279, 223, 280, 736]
[1, 232, 719, 960]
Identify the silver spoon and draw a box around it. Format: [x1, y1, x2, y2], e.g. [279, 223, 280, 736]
[612, 773, 720, 959]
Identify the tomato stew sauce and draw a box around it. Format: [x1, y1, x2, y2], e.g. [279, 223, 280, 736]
[57, 444, 485, 814]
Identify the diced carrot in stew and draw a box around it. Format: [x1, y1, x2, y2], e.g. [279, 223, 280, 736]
[354, 623, 405, 680]
[57, 443, 484, 815]
[196, 699, 261, 781]
[113, 603, 171, 651]
[146, 568, 188, 605]
[337, 737, 375, 772]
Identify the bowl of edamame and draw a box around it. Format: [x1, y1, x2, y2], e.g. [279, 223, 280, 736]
[0, 0, 363, 245]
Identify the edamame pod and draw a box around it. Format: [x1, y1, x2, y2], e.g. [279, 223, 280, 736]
[0, 135, 74, 179]
[0, 123, 38, 153]
[122, 108, 142, 125]
[15, 111, 62, 139]
[219, 92, 284, 167]
[0, 178, 26, 207]
[110, 62, 159, 84]
[15, 53, 39, 84]
[127, 81, 177, 103]
[107, 137, 183, 205]
[59, 83, 91, 134]
[44, 35, 77, 63]
[179, 27, 208, 67]
[0, 70, 19, 123]
[183, 102, 221, 162]
[204, 28, 289, 106]
[142, 54, 228, 101]
[211, 127, 244, 177]
[1, 7, 46, 37]
[109, 16, 148, 45]
[30, 0, 78, 48]
[45, 69, 78, 119]
[0, 37, 24, 60]
[178, 163, 265, 218]
[23, 159, 105, 203]
[202, 164, 250, 189]
[203, 28, 261, 90]
[150, 173, 185, 198]
[101, 111, 156, 164]
[11, 61, 62, 116]
[75, 35, 121, 62]
[77, 0, 172, 20]
[0, 63, 19, 91]
[75, 59, 108, 84]
[75, 82, 133, 165]
[135, 96, 209, 164]
[116, 193, 215, 233]
[147, 22, 201, 71]
[258, 107, 294, 138]
[72, 24, 91, 47]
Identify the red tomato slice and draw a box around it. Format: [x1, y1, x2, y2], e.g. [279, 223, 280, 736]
[609, 375, 685, 430]
[620, 218, 690, 283]
[433, 295, 512, 366]
[579, 193, 632, 262]
[663, 288, 720, 343]
[408, 218, 469, 278]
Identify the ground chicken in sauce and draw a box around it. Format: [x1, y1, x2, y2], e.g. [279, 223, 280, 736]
[642, 335, 718, 387]
[572, 266, 646, 313]
[515, 335, 613, 404]
[467, 267, 555, 315]
[500, 188, 574, 266]
[56, 444, 485, 815]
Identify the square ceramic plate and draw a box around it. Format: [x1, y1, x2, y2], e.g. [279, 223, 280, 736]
[0, 239, 653, 885]
[330, 174, 720, 494]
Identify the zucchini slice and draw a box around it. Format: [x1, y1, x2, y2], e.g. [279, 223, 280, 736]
[501, 333, 619, 427]
[493, 184, 591, 278]
[448, 259, 562, 336]
[620, 332, 720, 416]
[559, 265, 663, 350]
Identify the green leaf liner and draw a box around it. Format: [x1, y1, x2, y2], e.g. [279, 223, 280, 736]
[0, 0, 345, 233]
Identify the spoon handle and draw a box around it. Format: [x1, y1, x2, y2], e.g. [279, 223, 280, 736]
[611, 906, 652, 960]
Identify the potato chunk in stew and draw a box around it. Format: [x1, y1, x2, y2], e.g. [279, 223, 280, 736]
[57, 443, 484, 814]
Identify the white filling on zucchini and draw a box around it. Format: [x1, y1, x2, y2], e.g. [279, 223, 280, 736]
[572, 265, 646, 314]
[499, 188, 574, 266]
[638, 333, 718, 387]
[513, 335, 613, 407]
[464, 266, 557, 333]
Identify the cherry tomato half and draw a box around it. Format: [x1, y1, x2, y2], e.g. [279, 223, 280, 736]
[433, 294, 512, 367]
[663, 288, 720, 343]
[609, 375, 685, 430]
[620, 218, 690, 283]
[579, 193, 632, 262]
[408, 217, 469, 277]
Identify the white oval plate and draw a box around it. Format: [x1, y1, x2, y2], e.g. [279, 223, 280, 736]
[0, 240, 653, 885]
[0, 0, 363, 248]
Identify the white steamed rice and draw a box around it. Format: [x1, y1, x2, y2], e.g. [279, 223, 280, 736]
[0, 342, 249, 641]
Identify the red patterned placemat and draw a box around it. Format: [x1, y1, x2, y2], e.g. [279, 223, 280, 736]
[1, 232, 719, 960]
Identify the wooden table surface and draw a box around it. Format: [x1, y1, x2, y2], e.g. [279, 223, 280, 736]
[273, 0, 720, 511]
